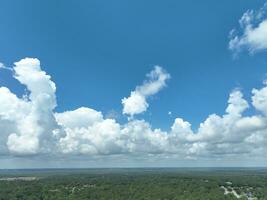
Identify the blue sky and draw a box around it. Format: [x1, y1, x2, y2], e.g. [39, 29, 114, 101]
[1, 0, 267, 168]
[0, 0, 266, 128]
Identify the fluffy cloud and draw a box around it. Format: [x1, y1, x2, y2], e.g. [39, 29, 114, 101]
[0, 58, 267, 163]
[166, 89, 267, 160]
[0, 58, 60, 155]
[252, 83, 267, 115]
[229, 3, 267, 54]
[121, 66, 170, 117]
[55, 107, 103, 129]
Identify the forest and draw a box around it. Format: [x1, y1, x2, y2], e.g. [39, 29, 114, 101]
[0, 168, 267, 200]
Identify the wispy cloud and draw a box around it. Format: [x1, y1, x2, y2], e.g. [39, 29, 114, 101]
[229, 3, 267, 54]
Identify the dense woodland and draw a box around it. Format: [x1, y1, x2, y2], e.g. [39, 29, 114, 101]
[0, 168, 267, 200]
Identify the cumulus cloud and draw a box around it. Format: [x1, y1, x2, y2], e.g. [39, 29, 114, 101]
[55, 107, 103, 129]
[121, 66, 170, 117]
[164, 89, 267, 161]
[229, 3, 267, 54]
[252, 82, 267, 115]
[0, 58, 60, 155]
[0, 58, 267, 163]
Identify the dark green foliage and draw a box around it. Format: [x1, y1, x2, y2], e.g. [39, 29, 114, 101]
[0, 168, 266, 200]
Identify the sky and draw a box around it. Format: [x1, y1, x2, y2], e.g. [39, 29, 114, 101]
[0, 0, 267, 168]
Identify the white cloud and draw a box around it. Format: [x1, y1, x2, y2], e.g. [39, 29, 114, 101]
[229, 3, 267, 54]
[58, 118, 123, 155]
[0, 62, 12, 71]
[122, 66, 170, 117]
[0, 58, 267, 164]
[122, 92, 148, 117]
[252, 83, 267, 115]
[121, 120, 169, 154]
[0, 58, 60, 155]
[0, 63, 5, 69]
[55, 107, 103, 129]
[169, 90, 267, 158]
[226, 90, 249, 116]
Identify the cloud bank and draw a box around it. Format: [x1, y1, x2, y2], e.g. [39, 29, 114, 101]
[0, 58, 267, 164]
[229, 3, 267, 54]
